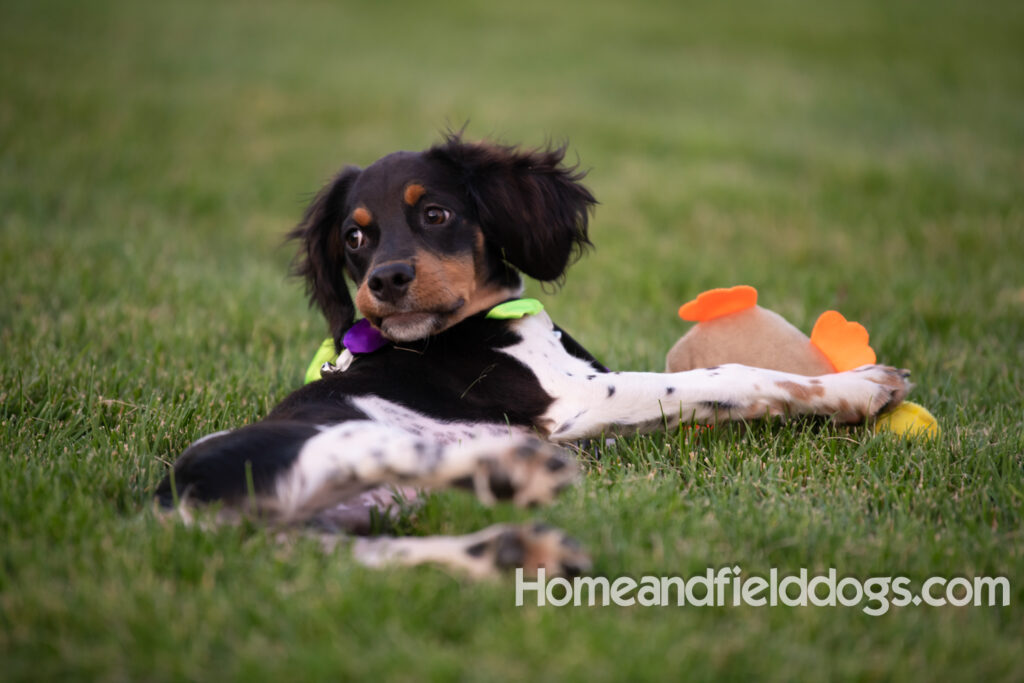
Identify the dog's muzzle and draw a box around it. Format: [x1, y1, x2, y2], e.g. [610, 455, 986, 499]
[367, 262, 415, 304]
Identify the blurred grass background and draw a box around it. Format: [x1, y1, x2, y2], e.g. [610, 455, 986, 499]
[2, 0, 1022, 680]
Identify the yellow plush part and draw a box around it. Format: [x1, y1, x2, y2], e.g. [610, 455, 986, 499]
[873, 401, 940, 440]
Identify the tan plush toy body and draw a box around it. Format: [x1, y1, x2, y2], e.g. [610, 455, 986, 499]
[667, 286, 939, 439]
[666, 285, 873, 375]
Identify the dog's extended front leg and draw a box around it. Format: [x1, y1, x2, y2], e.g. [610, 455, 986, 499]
[349, 522, 591, 579]
[538, 364, 911, 442]
[500, 312, 911, 442]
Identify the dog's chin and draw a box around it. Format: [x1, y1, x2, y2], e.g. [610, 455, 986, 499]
[378, 312, 445, 342]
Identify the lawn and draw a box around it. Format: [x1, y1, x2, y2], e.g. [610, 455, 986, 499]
[2, 0, 1022, 679]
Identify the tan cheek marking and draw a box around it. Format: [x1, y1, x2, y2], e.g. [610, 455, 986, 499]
[355, 282, 378, 318]
[442, 257, 477, 292]
[473, 229, 488, 279]
[409, 251, 476, 307]
[404, 184, 426, 206]
[353, 207, 372, 227]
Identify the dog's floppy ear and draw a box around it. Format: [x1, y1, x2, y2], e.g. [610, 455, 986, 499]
[288, 166, 361, 350]
[427, 135, 597, 282]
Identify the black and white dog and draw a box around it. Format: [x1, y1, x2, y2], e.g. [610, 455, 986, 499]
[156, 135, 910, 578]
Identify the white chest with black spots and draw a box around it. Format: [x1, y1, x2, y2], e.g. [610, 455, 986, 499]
[499, 312, 649, 439]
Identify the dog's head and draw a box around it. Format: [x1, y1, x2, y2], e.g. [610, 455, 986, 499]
[290, 134, 597, 346]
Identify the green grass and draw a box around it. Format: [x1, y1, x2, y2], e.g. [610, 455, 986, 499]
[2, 0, 1023, 679]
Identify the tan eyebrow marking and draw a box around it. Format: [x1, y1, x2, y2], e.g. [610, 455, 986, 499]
[404, 183, 426, 206]
[352, 207, 372, 226]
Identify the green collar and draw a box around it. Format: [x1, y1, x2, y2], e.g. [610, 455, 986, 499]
[304, 298, 544, 384]
[484, 297, 544, 319]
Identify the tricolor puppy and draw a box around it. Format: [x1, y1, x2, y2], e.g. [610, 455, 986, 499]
[156, 135, 910, 578]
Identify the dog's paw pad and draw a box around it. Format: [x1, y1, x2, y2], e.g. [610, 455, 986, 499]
[454, 437, 578, 506]
[838, 365, 913, 422]
[465, 523, 591, 578]
[861, 365, 912, 416]
[489, 438, 578, 507]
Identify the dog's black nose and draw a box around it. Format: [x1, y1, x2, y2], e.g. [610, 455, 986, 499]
[367, 262, 415, 303]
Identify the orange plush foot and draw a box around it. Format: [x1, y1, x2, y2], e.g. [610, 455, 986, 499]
[809, 310, 876, 372]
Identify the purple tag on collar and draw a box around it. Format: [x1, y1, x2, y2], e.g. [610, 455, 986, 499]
[342, 319, 390, 354]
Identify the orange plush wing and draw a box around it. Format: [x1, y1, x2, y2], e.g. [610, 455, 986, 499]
[809, 310, 876, 372]
[678, 285, 758, 322]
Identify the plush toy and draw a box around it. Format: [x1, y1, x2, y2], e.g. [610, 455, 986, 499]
[667, 285, 939, 440]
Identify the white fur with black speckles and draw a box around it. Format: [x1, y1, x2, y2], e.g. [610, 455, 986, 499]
[500, 312, 910, 441]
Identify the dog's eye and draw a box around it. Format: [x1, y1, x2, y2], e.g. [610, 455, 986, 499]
[345, 228, 367, 250]
[423, 206, 452, 226]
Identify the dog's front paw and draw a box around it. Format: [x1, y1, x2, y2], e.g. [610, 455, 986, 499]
[835, 365, 912, 423]
[453, 437, 578, 507]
